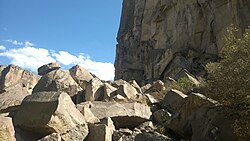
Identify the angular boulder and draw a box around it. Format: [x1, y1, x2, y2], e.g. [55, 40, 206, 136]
[0, 64, 40, 94]
[0, 116, 15, 141]
[32, 70, 83, 103]
[69, 65, 93, 89]
[103, 83, 117, 100]
[38, 62, 61, 76]
[164, 93, 233, 140]
[85, 77, 104, 101]
[13, 91, 89, 141]
[0, 85, 30, 113]
[77, 101, 152, 129]
[153, 109, 171, 125]
[116, 84, 138, 99]
[38, 133, 61, 141]
[86, 117, 115, 141]
[161, 89, 187, 114]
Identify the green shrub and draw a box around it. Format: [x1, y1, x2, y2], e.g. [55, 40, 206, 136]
[205, 26, 250, 139]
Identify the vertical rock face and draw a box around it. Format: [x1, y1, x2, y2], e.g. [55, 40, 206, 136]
[115, 0, 250, 84]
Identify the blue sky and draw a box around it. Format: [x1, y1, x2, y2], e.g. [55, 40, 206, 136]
[0, 0, 122, 80]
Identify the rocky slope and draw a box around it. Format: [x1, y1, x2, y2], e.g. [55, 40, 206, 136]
[115, 0, 250, 84]
[0, 63, 239, 141]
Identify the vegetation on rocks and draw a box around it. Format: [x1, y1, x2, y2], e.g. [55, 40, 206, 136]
[205, 27, 250, 139]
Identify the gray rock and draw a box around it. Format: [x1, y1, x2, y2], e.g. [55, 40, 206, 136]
[153, 109, 171, 125]
[76, 101, 152, 129]
[115, 0, 250, 84]
[164, 93, 235, 140]
[0, 64, 40, 94]
[38, 133, 61, 141]
[69, 65, 93, 89]
[32, 70, 83, 103]
[38, 62, 61, 76]
[0, 84, 30, 113]
[116, 84, 138, 99]
[85, 77, 104, 101]
[13, 91, 89, 141]
[161, 89, 187, 114]
[103, 82, 117, 100]
[0, 116, 15, 141]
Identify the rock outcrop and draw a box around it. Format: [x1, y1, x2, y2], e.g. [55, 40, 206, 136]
[115, 0, 250, 84]
[0, 63, 244, 140]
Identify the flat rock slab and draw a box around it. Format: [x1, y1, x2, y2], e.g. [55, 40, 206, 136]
[77, 101, 152, 129]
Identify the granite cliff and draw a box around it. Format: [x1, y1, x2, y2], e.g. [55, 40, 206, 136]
[115, 0, 250, 84]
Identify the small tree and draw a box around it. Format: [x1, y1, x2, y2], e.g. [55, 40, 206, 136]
[206, 27, 250, 139]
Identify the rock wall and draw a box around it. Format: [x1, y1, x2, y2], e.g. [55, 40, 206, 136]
[115, 0, 250, 84]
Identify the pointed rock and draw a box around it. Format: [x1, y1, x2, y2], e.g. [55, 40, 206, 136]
[85, 77, 104, 101]
[69, 65, 93, 89]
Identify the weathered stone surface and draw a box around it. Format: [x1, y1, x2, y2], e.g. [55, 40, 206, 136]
[103, 83, 117, 100]
[116, 84, 138, 99]
[0, 85, 29, 113]
[164, 93, 233, 140]
[153, 109, 171, 125]
[77, 101, 152, 128]
[86, 117, 114, 141]
[0, 116, 15, 141]
[112, 79, 130, 88]
[115, 0, 250, 84]
[38, 62, 61, 76]
[38, 133, 61, 141]
[76, 102, 100, 124]
[85, 77, 104, 101]
[69, 65, 93, 89]
[32, 70, 83, 103]
[161, 89, 187, 114]
[0, 64, 40, 94]
[129, 80, 142, 93]
[13, 91, 89, 141]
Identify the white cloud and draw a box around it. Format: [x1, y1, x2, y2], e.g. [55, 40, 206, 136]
[52, 51, 115, 80]
[0, 47, 56, 72]
[0, 45, 6, 51]
[5, 39, 24, 46]
[0, 41, 115, 80]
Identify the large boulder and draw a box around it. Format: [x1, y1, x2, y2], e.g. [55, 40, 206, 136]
[38, 62, 61, 76]
[161, 89, 187, 114]
[85, 77, 104, 101]
[0, 64, 40, 94]
[164, 93, 236, 140]
[116, 83, 138, 99]
[77, 101, 152, 129]
[69, 65, 93, 89]
[32, 70, 83, 103]
[0, 116, 15, 141]
[0, 84, 30, 113]
[103, 83, 117, 100]
[13, 91, 89, 141]
[86, 117, 115, 141]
